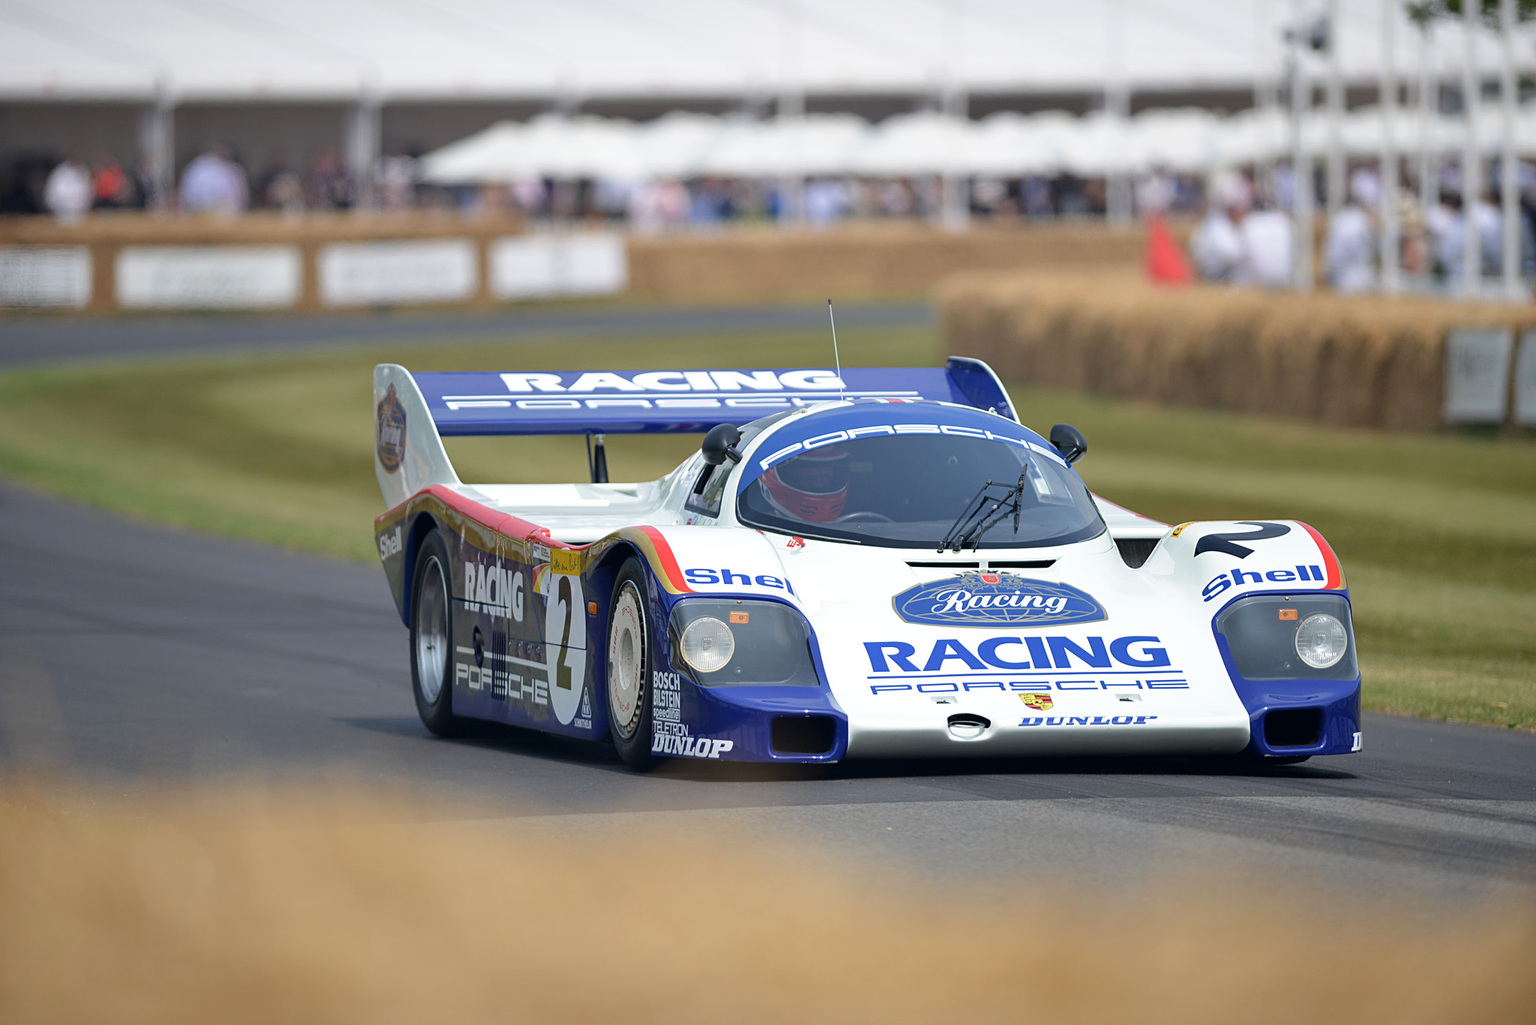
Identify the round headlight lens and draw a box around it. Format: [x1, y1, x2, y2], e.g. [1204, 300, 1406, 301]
[1294, 613, 1348, 669]
[680, 616, 735, 673]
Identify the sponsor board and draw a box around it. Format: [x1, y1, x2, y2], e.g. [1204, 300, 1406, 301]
[319, 239, 477, 306]
[489, 233, 628, 299]
[1202, 565, 1325, 602]
[376, 383, 407, 473]
[0, 246, 91, 308]
[893, 571, 1104, 628]
[116, 245, 301, 309]
[1444, 327, 1513, 424]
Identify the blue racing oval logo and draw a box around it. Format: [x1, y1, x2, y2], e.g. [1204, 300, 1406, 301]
[893, 571, 1105, 628]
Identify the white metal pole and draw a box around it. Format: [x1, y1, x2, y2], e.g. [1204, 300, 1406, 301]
[1419, 22, 1435, 223]
[139, 80, 175, 213]
[778, 0, 804, 226]
[346, 90, 381, 212]
[1291, 21, 1314, 292]
[1380, 0, 1400, 293]
[1255, 0, 1276, 199]
[1462, 0, 1482, 295]
[1500, 0, 1521, 299]
[940, 0, 969, 230]
[1325, 0, 1345, 216]
[1106, 0, 1131, 227]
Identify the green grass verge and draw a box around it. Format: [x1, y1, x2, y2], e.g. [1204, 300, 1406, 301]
[0, 324, 1530, 732]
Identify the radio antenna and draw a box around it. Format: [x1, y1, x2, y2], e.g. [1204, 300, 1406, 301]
[827, 299, 844, 402]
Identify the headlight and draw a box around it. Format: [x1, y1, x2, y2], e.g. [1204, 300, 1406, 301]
[1214, 594, 1356, 680]
[679, 616, 735, 673]
[669, 600, 821, 687]
[1295, 613, 1347, 669]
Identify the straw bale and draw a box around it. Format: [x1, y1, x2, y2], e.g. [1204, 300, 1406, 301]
[938, 271, 1536, 431]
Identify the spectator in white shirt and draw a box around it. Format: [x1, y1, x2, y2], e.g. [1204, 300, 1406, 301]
[43, 155, 92, 223]
[1238, 205, 1293, 288]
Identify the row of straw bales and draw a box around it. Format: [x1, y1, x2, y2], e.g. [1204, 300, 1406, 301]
[939, 271, 1536, 431]
[625, 222, 1143, 303]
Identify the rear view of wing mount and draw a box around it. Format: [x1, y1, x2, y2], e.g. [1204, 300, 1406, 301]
[414, 356, 1015, 436]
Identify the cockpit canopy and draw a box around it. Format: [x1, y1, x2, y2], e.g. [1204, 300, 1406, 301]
[732, 403, 1104, 549]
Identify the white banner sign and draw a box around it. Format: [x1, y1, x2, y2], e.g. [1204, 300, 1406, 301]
[117, 246, 301, 309]
[1443, 327, 1512, 425]
[1516, 330, 1536, 427]
[0, 246, 92, 308]
[490, 234, 628, 300]
[319, 239, 477, 306]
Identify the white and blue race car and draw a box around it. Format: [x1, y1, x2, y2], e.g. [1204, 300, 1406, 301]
[373, 357, 1360, 769]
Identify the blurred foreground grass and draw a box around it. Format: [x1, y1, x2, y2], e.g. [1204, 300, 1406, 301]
[0, 324, 1531, 730]
[2, 783, 1533, 1025]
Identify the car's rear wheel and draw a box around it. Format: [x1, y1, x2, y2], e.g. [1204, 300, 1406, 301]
[411, 529, 462, 736]
[607, 557, 658, 770]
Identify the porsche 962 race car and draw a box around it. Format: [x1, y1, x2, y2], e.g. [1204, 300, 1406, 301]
[373, 358, 1361, 769]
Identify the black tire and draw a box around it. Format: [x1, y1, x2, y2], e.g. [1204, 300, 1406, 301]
[410, 529, 463, 736]
[606, 557, 659, 770]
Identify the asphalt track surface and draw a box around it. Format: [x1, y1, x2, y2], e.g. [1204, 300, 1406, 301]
[2, 478, 1533, 899]
[0, 301, 931, 367]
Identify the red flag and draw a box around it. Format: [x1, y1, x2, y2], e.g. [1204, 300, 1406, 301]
[1145, 213, 1193, 286]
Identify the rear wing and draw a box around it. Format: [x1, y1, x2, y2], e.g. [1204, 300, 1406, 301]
[374, 358, 1016, 506]
[416, 357, 1015, 436]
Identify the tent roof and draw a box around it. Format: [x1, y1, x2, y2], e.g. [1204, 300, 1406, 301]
[1, 0, 1518, 103]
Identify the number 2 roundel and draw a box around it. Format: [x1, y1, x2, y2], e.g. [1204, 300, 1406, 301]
[543, 568, 587, 726]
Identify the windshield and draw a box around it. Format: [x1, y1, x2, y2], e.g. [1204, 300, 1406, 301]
[736, 433, 1105, 548]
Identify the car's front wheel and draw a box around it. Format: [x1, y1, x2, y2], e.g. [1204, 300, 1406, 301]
[607, 557, 658, 770]
[410, 529, 462, 736]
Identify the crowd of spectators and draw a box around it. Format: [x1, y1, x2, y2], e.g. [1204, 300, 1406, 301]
[5, 142, 1209, 226]
[1186, 159, 1536, 293]
[10, 140, 1533, 296]
[0, 144, 427, 219]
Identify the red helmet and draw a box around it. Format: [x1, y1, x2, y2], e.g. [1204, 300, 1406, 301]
[761, 447, 850, 522]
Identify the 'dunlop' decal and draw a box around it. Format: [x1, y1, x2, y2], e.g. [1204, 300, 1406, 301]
[892, 571, 1105, 628]
[376, 383, 407, 474]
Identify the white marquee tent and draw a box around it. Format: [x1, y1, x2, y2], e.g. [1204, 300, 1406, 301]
[2, 0, 1526, 103]
[419, 103, 1536, 183]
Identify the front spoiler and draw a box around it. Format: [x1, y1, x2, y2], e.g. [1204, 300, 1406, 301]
[845, 720, 1251, 759]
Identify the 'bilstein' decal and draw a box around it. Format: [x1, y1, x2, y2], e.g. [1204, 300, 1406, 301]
[893, 571, 1105, 628]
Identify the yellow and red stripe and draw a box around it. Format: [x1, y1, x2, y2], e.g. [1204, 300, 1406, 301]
[624, 526, 694, 594]
[1296, 521, 1346, 590]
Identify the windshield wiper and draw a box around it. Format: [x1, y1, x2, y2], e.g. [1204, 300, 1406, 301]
[937, 470, 1029, 552]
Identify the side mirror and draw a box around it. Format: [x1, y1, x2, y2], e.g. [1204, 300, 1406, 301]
[1049, 423, 1087, 465]
[701, 423, 742, 465]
